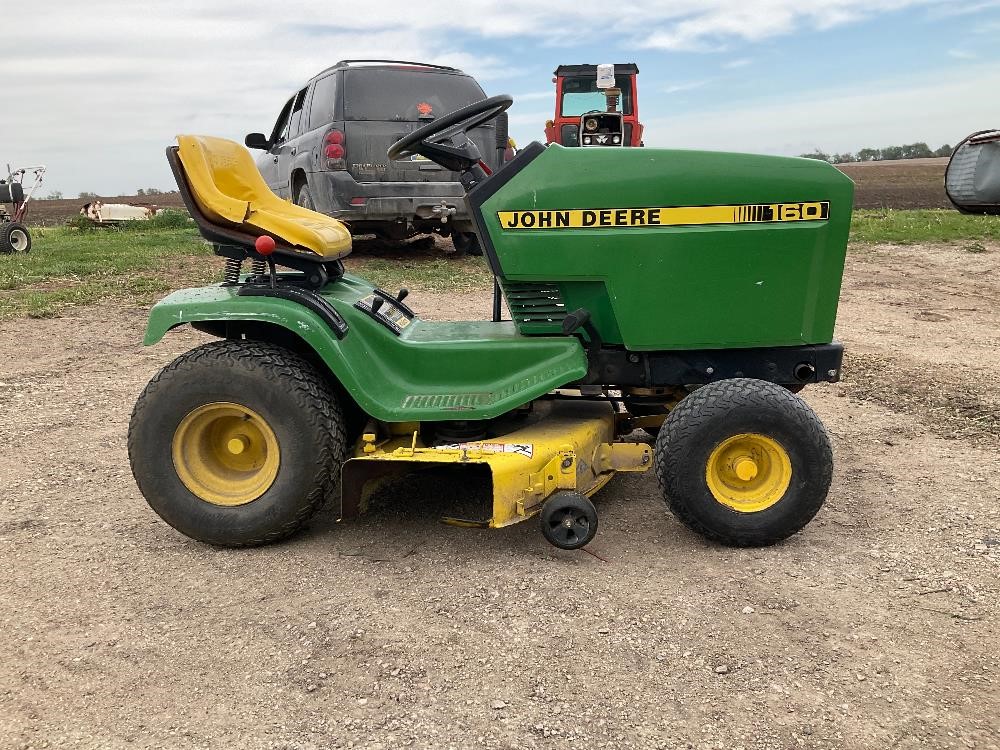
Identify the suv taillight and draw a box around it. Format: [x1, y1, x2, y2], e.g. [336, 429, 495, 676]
[324, 130, 345, 166]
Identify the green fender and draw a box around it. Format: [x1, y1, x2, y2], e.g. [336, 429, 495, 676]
[144, 275, 588, 422]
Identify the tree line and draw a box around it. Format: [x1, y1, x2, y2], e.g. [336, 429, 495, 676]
[800, 142, 953, 164]
[36, 188, 178, 200]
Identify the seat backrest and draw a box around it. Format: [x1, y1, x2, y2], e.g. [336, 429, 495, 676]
[174, 135, 352, 260]
[175, 135, 265, 226]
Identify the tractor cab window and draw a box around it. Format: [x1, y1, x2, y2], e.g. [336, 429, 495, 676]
[560, 75, 633, 117]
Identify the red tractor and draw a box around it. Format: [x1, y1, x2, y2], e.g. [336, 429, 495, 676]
[544, 63, 643, 148]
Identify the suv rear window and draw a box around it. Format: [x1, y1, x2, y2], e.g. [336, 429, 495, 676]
[343, 68, 486, 121]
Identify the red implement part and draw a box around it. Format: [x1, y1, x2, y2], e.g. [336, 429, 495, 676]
[3, 165, 46, 223]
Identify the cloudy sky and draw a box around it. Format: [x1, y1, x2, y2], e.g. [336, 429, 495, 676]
[4, 0, 1000, 196]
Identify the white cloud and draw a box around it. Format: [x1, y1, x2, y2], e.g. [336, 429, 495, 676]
[722, 58, 753, 69]
[0, 0, 983, 194]
[662, 80, 712, 95]
[927, 0, 1000, 17]
[635, 0, 941, 51]
[948, 49, 978, 59]
[513, 91, 557, 102]
[507, 110, 554, 127]
[0, 5, 508, 195]
[644, 64, 1000, 155]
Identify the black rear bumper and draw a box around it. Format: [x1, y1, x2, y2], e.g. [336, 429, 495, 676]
[582, 343, 845, 387]
[647, 342, 844, 386]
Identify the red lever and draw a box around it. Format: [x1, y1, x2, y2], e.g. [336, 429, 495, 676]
[255, 235, 276, 255]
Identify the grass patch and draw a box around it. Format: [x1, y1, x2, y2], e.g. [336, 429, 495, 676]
[850, 208, 1000, 245]
[0, 224, 490, 321]
[0, 223, 215, 320]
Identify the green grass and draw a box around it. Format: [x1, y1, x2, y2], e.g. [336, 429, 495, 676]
[3, 208, 997, 321]
[850, 208, 1000, 245]
[0, 220, 491, 321]
[0, 217, 215, 320]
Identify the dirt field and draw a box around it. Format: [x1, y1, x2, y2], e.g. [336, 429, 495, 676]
[25, 193, 187, 227]
[2, 242, 999, 749]
[835, 158, 950, 210]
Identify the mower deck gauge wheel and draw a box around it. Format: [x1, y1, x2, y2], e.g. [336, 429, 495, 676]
[540, 491, 599, 550]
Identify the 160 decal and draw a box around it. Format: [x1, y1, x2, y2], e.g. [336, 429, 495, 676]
[498, 201, 830, 230]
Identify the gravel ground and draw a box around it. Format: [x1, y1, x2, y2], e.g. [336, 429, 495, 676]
[1, 243, 999, 750]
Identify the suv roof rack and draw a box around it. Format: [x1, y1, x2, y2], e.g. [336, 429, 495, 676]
[332, 59, 460, 72]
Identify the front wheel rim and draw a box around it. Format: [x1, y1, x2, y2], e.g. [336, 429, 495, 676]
[171, 402, 280, 506]
[9, 228, 28, 252]
[546, 508, 591, 546]
[705, 432, 792, 513]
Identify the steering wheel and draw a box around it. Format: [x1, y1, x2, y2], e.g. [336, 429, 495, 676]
[387, 94, 513, 173]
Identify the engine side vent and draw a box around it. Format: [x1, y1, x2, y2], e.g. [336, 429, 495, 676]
[501, 281, 567, 332]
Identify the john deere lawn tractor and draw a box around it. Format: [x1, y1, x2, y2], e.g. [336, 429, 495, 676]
[128, 95, 853, 550]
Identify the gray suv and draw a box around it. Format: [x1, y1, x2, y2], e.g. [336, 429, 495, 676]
[245, 60, 499, 253]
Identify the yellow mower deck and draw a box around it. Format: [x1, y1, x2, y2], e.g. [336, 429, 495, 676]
[341, 400, 651, 528]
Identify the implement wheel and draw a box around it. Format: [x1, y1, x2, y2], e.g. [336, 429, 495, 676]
[654, 378, 832, 547]
[540, 491, 598, 550]
[128, 340, 347, 546]
[0, 222, 31, 254]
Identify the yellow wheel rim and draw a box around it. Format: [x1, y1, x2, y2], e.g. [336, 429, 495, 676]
[705, 433, 792, 513]
[171, 402, 280, 506]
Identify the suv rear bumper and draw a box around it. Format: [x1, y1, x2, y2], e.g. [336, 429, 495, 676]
[308, 171, 472, 229]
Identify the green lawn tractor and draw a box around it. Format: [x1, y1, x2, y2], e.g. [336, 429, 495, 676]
[128, 95, 853, 551]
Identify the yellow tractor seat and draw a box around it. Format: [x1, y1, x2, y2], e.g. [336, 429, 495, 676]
[171, 134, 352, 261]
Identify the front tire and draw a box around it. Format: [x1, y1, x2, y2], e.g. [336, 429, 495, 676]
[128, 340, 347, 546]
[0, 222, 30, 253]
[654, 378, 833, 547]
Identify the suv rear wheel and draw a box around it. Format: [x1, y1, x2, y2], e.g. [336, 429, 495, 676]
[296, 184, 316, 211]
[452, 231, 483, 256]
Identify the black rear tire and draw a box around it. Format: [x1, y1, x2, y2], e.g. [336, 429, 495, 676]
[452, 231, 483, 256]
[654, 378, 832, 547]
[0, 222, 30, 253]
[128, 340, 347, 546]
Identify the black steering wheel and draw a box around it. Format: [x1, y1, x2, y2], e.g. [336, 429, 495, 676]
[387, 94, 513, 173]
